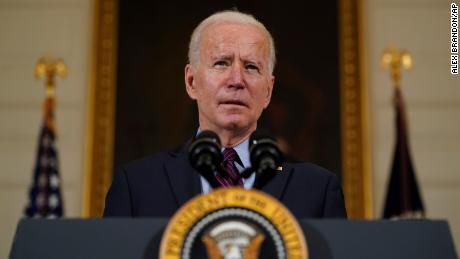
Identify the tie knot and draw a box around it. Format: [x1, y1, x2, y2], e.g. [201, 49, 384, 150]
[222, 148, 237, 163]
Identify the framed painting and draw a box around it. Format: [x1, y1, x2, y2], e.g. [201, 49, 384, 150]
[83, 0, 372, 219]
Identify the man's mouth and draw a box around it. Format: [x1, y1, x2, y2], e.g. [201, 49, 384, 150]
[220, 100, 247, 107]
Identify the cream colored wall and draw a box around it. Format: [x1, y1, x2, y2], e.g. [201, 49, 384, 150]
[0, 0, 91, 257]
[364, 0, 460, 250]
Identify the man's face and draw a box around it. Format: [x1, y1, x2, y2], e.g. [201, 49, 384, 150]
[185, 23, 274, 135]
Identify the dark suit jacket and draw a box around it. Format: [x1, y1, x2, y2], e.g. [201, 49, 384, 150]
[104, 143, 347, 219]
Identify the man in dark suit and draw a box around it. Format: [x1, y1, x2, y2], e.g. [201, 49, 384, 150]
[104, 10, 346, 219]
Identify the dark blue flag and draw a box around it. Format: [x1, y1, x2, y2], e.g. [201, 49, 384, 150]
[383, 88, 424, 218]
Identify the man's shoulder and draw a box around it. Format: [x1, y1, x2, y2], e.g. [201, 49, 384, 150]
[285, 162, 338, 181]
[120, 144, 186, 173]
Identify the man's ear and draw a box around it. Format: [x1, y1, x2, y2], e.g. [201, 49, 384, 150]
[185, 64, 197, 100]
[264, 75, 275, 108]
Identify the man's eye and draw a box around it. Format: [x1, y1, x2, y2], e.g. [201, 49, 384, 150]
[214, 61, 228, 67]
[245, 64, 260, 72]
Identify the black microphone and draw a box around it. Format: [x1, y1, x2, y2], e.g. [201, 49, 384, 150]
[188, 130, 222, 188]
[248, 130, 283, 189]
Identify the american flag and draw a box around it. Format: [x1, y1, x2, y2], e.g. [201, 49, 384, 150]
[24, 98, 64, 218]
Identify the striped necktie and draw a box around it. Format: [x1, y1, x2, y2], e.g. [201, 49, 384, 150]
[215, 148, 244, 187]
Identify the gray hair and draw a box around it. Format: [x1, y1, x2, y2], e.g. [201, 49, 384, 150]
[188, 10, 276, 74]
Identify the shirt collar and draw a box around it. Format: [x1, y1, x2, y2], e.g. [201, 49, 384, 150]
[232, 139, 250, 168]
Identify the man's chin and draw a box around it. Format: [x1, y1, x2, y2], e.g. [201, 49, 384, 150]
[219, 118, 253, 132]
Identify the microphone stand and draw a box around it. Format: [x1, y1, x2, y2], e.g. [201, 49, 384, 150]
[195, 154, 221, 189]
[238, 166, 277, 190]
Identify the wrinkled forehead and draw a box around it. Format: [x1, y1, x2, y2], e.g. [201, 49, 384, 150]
[200, 23, 270, 58]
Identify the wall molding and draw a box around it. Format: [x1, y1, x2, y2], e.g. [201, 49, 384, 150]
[339, 0, 373, 218]
[82, 0, 118, 217]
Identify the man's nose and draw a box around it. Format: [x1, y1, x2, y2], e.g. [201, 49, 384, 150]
[228, 63, 245, 89]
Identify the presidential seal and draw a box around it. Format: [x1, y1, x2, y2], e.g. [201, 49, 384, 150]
[159, 188, 308, 259]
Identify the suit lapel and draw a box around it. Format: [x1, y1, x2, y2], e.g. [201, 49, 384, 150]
[260, 163, 293, 201]
[163, 143, 202, 208]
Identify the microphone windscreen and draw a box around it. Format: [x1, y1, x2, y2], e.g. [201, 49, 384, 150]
[195, 130, 221, 144]
[250, 129, 276, 148]
[188, 130, 222, 189]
